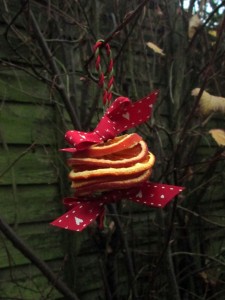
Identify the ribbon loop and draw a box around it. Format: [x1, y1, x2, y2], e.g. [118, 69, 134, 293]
[63, 130, 101, 152]
[95, 115, 117, 140]
[62, 90, 158, 153]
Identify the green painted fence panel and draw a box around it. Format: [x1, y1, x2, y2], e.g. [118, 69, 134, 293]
[0, 185, 61, 224]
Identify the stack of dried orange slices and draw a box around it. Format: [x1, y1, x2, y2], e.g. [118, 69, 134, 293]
[67, 133, 155, 196]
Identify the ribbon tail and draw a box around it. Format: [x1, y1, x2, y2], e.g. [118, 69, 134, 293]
[129, 182, 184, 208]
[51, 200, 104, 231]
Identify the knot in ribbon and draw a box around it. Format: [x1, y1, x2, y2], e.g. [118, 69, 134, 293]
[62, 91, 159, 153]
[51, 183, 184, 231]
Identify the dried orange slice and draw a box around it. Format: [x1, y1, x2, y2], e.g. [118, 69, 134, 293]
[69, 152, 155, 180]
[72, 169, 151, 189]
[67, 133, 155, 197]
[67, 140, 148, 168]
[72, 133, 142, 158]
[73, 169, 152, 196]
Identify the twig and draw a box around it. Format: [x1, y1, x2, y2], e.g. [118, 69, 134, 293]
[32, 0, 86, 28]
[188, 0, 225, 51]
[172, 251, 225, 268]
[0, 143, 36, 179]
[84, 0, 150, 69]
[0, 217, 80, 300]
[178, 205, 225, 228]
[148, 198, 179, 285]
[107, 204, 139, 299]
[177, 13, 225, 153]
[25, 5, 81, 130]
[165, 244, 181, 300]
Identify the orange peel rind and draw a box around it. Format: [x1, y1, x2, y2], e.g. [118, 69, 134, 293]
[72, 169, 152, 196]
[71, 133, 143, 158]
[68, 133, 155, 196]
[69, 152, 155, 180]
[68, 140, 149, 168]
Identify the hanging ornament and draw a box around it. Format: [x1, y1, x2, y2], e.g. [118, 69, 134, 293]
[51, 40, 184, 232]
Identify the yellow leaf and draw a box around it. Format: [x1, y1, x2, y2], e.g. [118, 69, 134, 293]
[146, 42, 165, 56]
[188, 14, 201, 39]
[208, 30, 217, 38]
[209, 129, 225, 147]
[191, 88, 225, 115]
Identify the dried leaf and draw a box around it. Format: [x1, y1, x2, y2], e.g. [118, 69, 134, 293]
[188, 14, 201, 39]
[109, 220, 115, 231]
[199, 271, 208, 283]
[208, 30, 217, 38]
[191, 88, 225, 115]
[209, 129, 225, 147]
[146, 42, 165, 56]
[155, 5, 163, 16]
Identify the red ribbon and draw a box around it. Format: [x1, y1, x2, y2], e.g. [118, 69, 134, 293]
[51, 182, 184, 231]
[51, 90, 185, 231]
[61, 91, 159, 152]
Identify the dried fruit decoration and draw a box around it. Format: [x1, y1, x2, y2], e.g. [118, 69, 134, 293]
[51, 41, 184, 231]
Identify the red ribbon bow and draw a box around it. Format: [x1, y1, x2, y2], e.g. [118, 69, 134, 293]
[51, 183, 184, 231]
[62, 91, 159, 152]
[51, 91, 184, 231]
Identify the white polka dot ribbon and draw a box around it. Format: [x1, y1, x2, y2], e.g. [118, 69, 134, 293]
[61, 91, 159, 153]
[50, 182, 184, 232]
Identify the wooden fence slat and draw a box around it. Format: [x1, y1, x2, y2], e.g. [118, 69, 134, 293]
[0, 102, 57, 144]
[0, 224, 63, 268]
[0, 184, 61, 224]
[0, 69, 50, 103]
[0, 262, 62, 300]
[0, 146, 59, 185]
